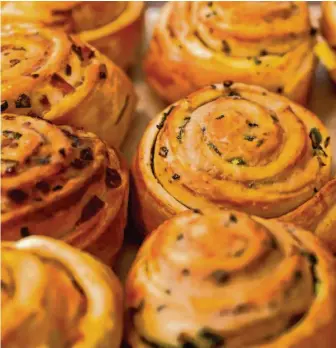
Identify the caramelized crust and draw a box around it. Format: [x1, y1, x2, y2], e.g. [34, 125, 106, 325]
[2, 236, 123, 347]
[132, 83, 331, 234]
[144, 1, 316, 104]
[280, 178, 336, 254]
[1, 23, 136, 148]
[1, 1, 145, 70]
[1, 114, 129, 265]
[126, 209, 336, 348]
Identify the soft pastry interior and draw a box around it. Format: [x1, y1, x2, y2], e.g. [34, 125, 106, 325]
[132, 82, 332, 234]
[126, 209, 336, 348]
[1, 114, 129, 265]
[2, 236, 123, 348]
[1, 22, 136, 148]
[1, 1, 145, 70]
[144, 1, 316, 104]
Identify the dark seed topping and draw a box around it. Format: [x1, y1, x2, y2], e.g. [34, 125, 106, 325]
[105, 168, 122, 188]
[2, 130, 22, 140]
[314, 187, 318, 193]
[230, 214, 238, 223]
[61, 129, 81, 148]
[172, 173, 180, 180]
[216, 114, 225, 120]
[31, 73, 39, 78]
[99, 64, 108, 79]
[165, 289, 171, 295]
[59, 148, 66, 157]
[277, 87, 283, 94]
[324, 136, 330, 148]
[7, 189, 28, 203]
[52, 185, 63, 191]
[20, 227, 30, 238]
[207, 142, 222, 156]
[71, 158, 87, 169]
[317, 157, 326, 167]
[247, 121, 259, 128]
[210, 84, 217, 89]
[159, 146, 169, 158]
[156, 105, 175, 130]
[65, 64, 72, 76]
[1, 100, 8, 112]
[223, 80, 233, 87]
[80, 147, 93, 161]
[182, 269, 190, 276]
[177, 233, 184, 241]
[198, 328, 225, 346]
[15, 94, 31, 108]
[36, 155, 51, 165]
[271, 114, 279, 123]
[36, 181, 50, 194]
[309, 128, 322, 149]
[71, 44, 84, 61]
[222, 40, 231, 54]
[208, 270, 230, 285]
[10, 59, 20, 67]
[193, 208, 202, 214]
[244, 135, 256, 141]
[157, 305, 166, 312]
[228, 90, 241, 98]
[253, 57, 262, 65]
[260, 49, 268, 56]
[310, 27, 317, 36]
[5, 164, 16, 175]
[256, 139, 264, 147]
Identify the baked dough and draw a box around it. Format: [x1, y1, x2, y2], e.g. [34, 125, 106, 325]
[1, 23, 136, 148]
[2, 236, 123, 348]
[144, 1, 316, 104]
[280, 178, 336, 254]
[1, 1, 144, 71]
[132, 83, 331, 234]
[1, 114, 129, 265]
[126, 209, 336, 347]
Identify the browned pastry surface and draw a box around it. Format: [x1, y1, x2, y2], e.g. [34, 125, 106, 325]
[132, 83, 331, 234]
[1, 23, 136, 148]
[1, 1, 145, 70]
[144, 1, 316, 104]
[126, 209, 336, 347]
[1, 114, 129, 265]
[2, 236, 123, 347]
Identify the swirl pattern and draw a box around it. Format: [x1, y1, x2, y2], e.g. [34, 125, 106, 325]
[1, 1, 144, 71]
[126, 209, 336, 348]
[315, 2, 336, 83]
[144, 1, 316, 104]
[1, 23, 136, 148]
[280, 178, 336, 254]
[2, 236, 123, 348]
[132, 83, 331, 234]
[1, 114, 129, 265]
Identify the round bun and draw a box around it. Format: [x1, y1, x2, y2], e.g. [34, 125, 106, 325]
[1, 114, 129, 265]
[132, 83, 331, 234]
[1, 23, 136, 148]
[280, 178, 336, 254]
[126, 209, 336, 347]
[1, 1, 144, 70]
[144, 1, 316, 104]
[2, 236, 123, 347]
[315, 2, 336, 83]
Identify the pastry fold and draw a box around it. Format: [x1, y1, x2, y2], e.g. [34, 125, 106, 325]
[132, 83, 331, 234]
[315, 2, 336, 83]
[280, 178, 336, 254]
[1, 114, 129, 265]
[1, 23, 136, 148]
[2, 236, 123, 348]
[1, 1, 144, 71]
[126, 209, 336, 348]
[144, 1, 316, 105]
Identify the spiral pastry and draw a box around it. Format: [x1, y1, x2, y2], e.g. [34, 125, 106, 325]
[132, 83, 332, 234]
[1, 114, 129, 265]
[2, 236, 123, 348]
[1, 1, 144, 71]
[315, 2, 336, 83]
[280, 178, 336, 254]
[144, 1, 316, 105]
[1, 23, 136, 148]
[126, 209, 336, 348]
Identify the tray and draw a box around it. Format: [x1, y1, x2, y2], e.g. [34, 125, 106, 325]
[116, 3, 336, 282]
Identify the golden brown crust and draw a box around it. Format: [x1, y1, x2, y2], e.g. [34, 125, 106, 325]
[132, 83, 332, 235]
[2, 236, 123, 347]
[144, 1, 316, 105]
[1, 1, 145, 71]
[280, 178, 336, 254]
[1, 23, 136, 148]
[126, 209, 336, 348]
[1, 114, 129, 265]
